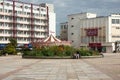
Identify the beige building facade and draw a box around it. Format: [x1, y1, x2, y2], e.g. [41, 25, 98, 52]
[68, 13, 120, 52]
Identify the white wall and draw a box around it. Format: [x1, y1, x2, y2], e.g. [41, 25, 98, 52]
[49, 12, 56, 36]
[68, 15, 81, 48]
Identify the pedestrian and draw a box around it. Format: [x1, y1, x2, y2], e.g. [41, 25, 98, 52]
[73, 52, 77, 59]
[76, 51, 80, 59]
[100, 51, 104, 57]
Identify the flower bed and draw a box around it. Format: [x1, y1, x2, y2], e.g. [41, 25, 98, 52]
[22, 46, 101, 59]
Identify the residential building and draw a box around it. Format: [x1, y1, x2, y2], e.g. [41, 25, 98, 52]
[68, 12, 120, 52]
[0, 0, 56, 48]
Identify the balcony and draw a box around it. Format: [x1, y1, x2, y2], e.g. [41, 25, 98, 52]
[34, 28, 48, 32]
[16, 21, 30, 25]
[40, 16, 48, 20]
[34, 35, 46, 38]
[0, 33, 12, 37]
[0, 26, 12, 30]
[17, 34, 30, 38]
[16, 14, 31, 18]
[17, 41, 30, 44]
[0, 19, 13, 23]
[17, 27, 30, 31]
[0, 40, 9, 44]
[0, 12, 12, 16]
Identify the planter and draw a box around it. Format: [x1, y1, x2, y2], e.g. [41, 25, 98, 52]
[22, 56, 72, 59]
[81, 55, 103, 59]
[22, 55, 103, 59]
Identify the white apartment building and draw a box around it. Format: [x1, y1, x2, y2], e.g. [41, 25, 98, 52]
[0, 0, 56, 48]
[68, 12, 120, 52]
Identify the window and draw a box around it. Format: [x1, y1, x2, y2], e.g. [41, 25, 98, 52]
[6, 3, 10, 6]
[0, 23, 3, 26]
[27, 12, 30, 16]
[0, 30, 3, 33]
[0, 37, 3, 41]
[112, 19, 120, 24]
[18, 11, 22, 14]
[5, 30, 8, 34]
[24, 12, 26, 15]
[64, 25, 67, 29]
[37, 8, 39, 11]
[116, 27, 120, 29]
[71, 25, 74, 27]
[25, 6, 28, 9]
[112, 36, 120, 38]
[5, 37, 8, 41]
[8, 31, 12, 34]
[41, 9, 44, 11]
[9, 24, 12, 27]
[27, 38, 30, 41]
[8, 10, 12, 13]
[116, 19, 119, 24]
[71, 17, 74, 20]
[112, 19, 115, 24]
[4, 9, 8, 13]
[5, 16, 8, 20]
[43, 14, 46, 17]
[71, 33, 74, 35]
[0, 15, 3, 19]
[0, 8, 3, 12]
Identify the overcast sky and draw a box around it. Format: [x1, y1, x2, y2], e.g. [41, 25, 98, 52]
[21, 0, 120, 35]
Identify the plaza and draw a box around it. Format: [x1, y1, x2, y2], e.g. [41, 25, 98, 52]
[0, 53, 120, 80]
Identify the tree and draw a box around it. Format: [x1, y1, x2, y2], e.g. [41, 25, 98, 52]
[9, 38, 17, 48]
[3, 44, 16, 54]
[2, 38, 17, 55]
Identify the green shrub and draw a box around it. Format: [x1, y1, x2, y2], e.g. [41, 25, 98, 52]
[64, 46, 75, 56]
[3, 44, 16, 55]
[77, 47, 99, 56]
[23, 45, 75, 57]
[0, 50, 2, 56]
[22, 46, 100, 57]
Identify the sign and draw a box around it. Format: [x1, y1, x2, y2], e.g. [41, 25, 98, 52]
[89, 43, 101, 47]
[86, 29, 98, 36]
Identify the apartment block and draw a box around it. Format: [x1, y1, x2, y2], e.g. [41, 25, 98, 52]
[0, 0, 56, 48]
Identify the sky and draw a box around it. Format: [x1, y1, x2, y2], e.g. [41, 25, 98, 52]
[21, 0, 120, 35]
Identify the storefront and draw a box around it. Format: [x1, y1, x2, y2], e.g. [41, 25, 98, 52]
[89, 43, 102, 52]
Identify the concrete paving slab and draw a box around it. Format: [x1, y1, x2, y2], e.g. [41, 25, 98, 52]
[0, 54, 119, 80]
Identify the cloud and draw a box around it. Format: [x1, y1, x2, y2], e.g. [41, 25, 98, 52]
[103, 0, 120, 2]
[20, 0, 120, 35]
[53, 0, 67, 8]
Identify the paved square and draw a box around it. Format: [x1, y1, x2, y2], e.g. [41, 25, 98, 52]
[0, 53, 120, 80]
